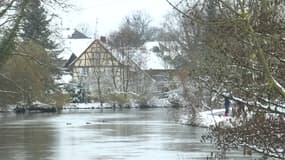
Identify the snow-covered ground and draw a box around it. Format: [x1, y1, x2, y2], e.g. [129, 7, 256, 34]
[63, 103, 115, 109]
[62, 92, 181, 110]
[63, 102, 141, 109]
[147, 97, 172, 107]
[63, 99, 172, 110]
[179, 109, 233, 128]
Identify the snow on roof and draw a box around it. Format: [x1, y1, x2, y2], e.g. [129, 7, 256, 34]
[57, 28, 94, 60]
[144, 41, 160, 50]
[144, 51, 167, 70]
[61, 28, 75, 39]
[132, 41, 174, 70]
[58, 38, 94, 60]
[58, 31, 173, 71]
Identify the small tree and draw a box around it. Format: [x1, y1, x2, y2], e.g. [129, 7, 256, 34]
[0, 41, 57, 106]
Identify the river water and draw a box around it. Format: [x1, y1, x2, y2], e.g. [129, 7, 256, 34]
[0, 108, 260, 160]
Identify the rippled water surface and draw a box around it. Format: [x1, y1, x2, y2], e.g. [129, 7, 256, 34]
[0, 108, 260, 160]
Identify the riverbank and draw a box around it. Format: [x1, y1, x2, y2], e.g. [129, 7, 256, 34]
[0, 99, 174, 113]
[179, 109, 233, 128]
[62, 100, 173, 110]
[2, 101, 233, 129]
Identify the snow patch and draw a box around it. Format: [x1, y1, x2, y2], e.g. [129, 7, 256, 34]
[179, 109, 233, 127]
[132, 41, 174, 70]
[55, 74, 72, 84]
[63, 102, 140, 109]
[63, 103, 113, 109]
[147, 97, 172, 107]
[58, 39, 94, 60]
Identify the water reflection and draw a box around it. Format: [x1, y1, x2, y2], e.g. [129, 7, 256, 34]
[0, 113, 57, 160]
[0, 109, 259, 160]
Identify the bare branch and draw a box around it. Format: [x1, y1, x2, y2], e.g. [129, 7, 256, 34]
[11, 53, 44, 65]
[165, 0, 192, 19]
[0, 73, 24, 92]
[0, 0, 16, 18]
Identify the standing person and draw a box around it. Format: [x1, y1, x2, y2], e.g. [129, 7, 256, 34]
[224, 97, 230, 116]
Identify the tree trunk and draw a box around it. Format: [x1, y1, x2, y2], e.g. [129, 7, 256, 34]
[97, 77, 102, 107]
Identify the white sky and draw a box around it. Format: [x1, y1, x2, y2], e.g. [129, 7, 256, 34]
[56, 0, 172, 36]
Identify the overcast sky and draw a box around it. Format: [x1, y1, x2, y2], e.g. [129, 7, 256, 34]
[57, 0, 172, 36]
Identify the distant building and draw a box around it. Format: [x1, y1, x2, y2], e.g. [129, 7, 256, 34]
[130, 41, 179, 93]
[59, 30, 154, 102]
[70, 39, 153, 95]
[69, 29, 90, 39]
[59, 29, 178, 102]
[57, 29, 94, 71]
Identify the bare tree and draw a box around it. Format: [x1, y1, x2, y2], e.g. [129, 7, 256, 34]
[166, 0, 285, 158]
[109, 11, 152, 48]
[107, 11, 153, 98]
[76, 23, 93, 38]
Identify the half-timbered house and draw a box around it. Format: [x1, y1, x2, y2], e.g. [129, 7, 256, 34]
[59, 29, 180, 103]
[68, 38, 154, 102]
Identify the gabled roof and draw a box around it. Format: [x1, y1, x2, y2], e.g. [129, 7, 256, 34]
[59, 29, 174, 73]
[58, 38, 94, 60]
[64, 53, 77, 68]
[70, 30, 90, 39]
[57, 29, 94, 60]
[69, 39, 107, 67]
[69, 40, 155, 81]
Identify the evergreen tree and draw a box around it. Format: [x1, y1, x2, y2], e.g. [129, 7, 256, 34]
[22, 0, 56, 49]
[0, 0, 29, 62]
[22, 0, 61, 75]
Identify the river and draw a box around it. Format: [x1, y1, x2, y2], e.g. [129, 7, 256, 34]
[0, 108, 260, 160]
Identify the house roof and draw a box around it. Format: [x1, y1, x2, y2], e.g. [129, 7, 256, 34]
[68, 40, 109, 67]
[58, 38, 94, 60]
[132, 41, 174, 70]
[64, 53, 77, 68]
[68, 40, 155, 81]
[59, 29, 174, 71]
[57, 29, 94, 60]
[70, 30, 90, 39]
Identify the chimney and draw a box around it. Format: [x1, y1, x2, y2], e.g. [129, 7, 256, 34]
[100, 36, 106, 43]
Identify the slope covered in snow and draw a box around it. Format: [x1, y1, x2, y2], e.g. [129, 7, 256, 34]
[132, 41, 174, 70]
